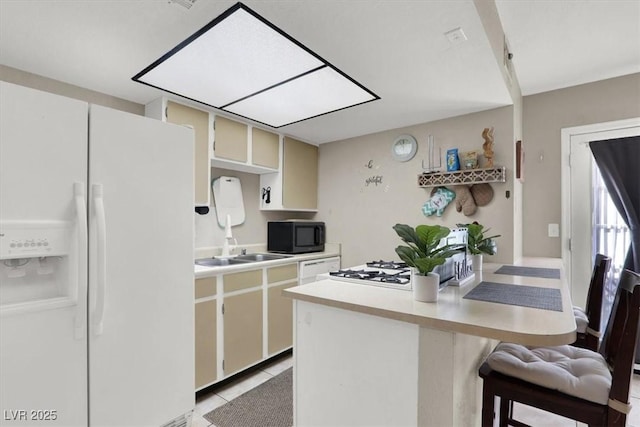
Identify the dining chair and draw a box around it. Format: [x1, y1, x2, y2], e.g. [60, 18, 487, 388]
[478, 269, 640, 427]
[573, 254, 611, 351]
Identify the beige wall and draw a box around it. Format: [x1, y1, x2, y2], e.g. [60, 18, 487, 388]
[522, 73, 640, 257]
[0, 65, 144, 115]
[318, 106, 515, 268]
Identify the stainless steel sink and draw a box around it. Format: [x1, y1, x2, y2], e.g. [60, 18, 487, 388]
[234, 253, 292, 261]
[195, 257, 251, 267]
[195, 253, 291, 267]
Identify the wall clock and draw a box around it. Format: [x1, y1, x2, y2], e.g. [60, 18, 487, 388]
[391, 134, 418, 162]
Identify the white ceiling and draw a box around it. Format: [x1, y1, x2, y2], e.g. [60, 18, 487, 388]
[1, 0, 638, 144]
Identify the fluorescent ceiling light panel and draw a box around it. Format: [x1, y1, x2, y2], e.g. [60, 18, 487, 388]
[133, 2, 379, 128]
[225, 67, 377, 127]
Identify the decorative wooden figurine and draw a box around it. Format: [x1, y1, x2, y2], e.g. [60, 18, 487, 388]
[482, 127, 494, 168]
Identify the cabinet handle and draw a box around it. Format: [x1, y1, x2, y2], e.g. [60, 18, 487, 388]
[222, 303, 224, 315]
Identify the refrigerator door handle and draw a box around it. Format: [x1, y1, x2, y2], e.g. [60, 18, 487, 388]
[74, 182, 88, 340]
[92, 183, 107, 336]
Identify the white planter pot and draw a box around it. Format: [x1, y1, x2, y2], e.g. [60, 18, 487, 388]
[472, 254, 483, 271]
[412, 271, 440, 302]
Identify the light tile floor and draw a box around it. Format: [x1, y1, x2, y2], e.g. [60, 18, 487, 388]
[192, 354, 293, 427]
[192, 357, 640, 427]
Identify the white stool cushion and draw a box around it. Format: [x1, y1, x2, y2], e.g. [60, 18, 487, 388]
[573, 306, 589, 333]
[486, 342, 611, 405]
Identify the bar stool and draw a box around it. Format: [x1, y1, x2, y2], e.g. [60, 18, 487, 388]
[478, 269, 640, 427]
[573, 254, 611, 351]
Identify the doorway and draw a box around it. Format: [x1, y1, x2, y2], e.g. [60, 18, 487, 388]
[561, 118, 639, 310]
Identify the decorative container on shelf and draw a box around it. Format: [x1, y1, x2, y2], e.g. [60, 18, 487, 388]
[418, 166, 506, 187]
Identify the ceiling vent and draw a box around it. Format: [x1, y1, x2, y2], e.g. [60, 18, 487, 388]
[169, 0, 197, 10]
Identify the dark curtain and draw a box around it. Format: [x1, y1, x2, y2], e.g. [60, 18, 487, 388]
[589, 135, 640, 361]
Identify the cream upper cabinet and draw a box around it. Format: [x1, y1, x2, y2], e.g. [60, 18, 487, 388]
[283, 136, 318, 210]
[252, 127, 280, 169]
[260, 136, 318, 211]
[213, 116, 248, 163]
[145, 98, 211, 207]
[211, 115, 280, 174]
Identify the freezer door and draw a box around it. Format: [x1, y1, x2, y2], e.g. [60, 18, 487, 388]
[87, 105, 195, 426]
[0, 82, 89, 426]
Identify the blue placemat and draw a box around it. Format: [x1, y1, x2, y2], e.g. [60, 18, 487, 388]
[463, 281, 563, 312]
[495, 265, 560, 279]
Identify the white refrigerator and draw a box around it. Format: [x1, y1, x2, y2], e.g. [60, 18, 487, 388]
[0, 81, 195, 427]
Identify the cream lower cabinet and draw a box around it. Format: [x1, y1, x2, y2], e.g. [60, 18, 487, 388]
[195, 263, 298, 390]
[195, 277, 217, 389]
[267, 264, 298, 355]
[223, 290, 263, 375]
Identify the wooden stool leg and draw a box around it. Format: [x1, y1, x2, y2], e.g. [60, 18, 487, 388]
[482, 383, 496, 427]
[499, 397, 510, 427]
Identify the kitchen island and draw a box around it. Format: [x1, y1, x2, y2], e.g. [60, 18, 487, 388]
[283, 258, 576, 427]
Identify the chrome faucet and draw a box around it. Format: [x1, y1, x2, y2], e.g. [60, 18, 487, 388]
[221, 214, 237, 257]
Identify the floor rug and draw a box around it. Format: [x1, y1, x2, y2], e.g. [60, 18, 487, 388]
[204, 368, 292, 427]
[494, 265, 561, 279]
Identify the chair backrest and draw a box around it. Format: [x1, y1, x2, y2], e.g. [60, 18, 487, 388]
[585, 254, 612, 333]
[599, 269, 640, 410]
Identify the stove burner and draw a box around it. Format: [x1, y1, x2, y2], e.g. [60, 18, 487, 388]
[366, 260, 408, 270]
[329, 268, 411, 285]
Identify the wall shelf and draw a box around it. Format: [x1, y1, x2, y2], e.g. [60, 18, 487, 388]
[418, 166, 506, 187]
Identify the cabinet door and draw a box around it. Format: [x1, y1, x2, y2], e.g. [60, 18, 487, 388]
[195, 299, 217, 389]
[223, 290, 263, 375]
[214, 116, 248, 163]
[268, 281, 297, 354]
[166, 101, 210, 206]
[283, 136, 318, 209]
[252, 127, 279, 169]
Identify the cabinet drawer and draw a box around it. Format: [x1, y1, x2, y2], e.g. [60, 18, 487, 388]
[195, 276, 217, 299]
[267, 264, 298, 284]
[223, 269, 262, 293]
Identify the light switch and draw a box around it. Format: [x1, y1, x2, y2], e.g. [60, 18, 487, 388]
[548, 223, 560, 237]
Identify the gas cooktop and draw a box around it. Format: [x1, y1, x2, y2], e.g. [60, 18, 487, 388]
[322, 261, 413, 291]
[321, 256, 474, 291]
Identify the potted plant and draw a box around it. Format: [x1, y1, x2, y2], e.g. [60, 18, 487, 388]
[393, 224, 462, 302]
[457, 222, 500, 271]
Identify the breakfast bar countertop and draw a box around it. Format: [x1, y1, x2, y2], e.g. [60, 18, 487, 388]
[284, 258, 577, 347]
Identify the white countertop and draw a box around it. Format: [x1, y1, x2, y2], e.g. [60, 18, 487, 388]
[284, 259, 577, 347]
[194, 247, 341, 279]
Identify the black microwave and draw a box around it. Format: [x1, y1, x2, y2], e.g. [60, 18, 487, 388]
[267, 221, 325, 254]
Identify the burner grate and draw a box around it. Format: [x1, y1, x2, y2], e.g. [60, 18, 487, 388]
[366, 260, 408, 270]
[329, 268, 410, 285]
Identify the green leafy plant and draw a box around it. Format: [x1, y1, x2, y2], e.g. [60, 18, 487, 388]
[457, 222, 500, 255]
[393, 224, 463, 275]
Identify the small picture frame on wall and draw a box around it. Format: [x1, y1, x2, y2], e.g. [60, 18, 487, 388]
[516, 140, 524, 182]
